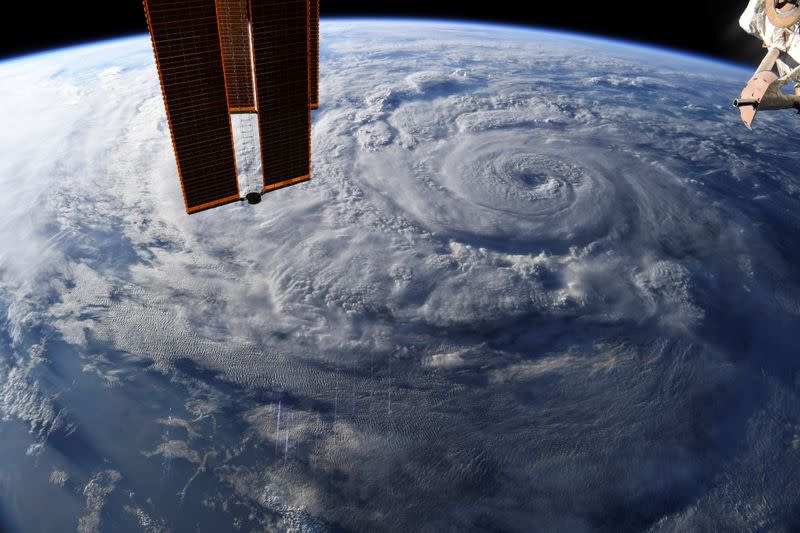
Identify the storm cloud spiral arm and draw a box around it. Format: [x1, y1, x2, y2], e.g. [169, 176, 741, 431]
[368, 132, 629, 247]
[0, 20, 799, 532]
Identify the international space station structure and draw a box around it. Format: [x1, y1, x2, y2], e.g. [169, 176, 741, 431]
[143, 0, 320, 213]
[735, 0, 800, 128]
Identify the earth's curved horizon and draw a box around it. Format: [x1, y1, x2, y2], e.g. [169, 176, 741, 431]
[2, 19, 752, 74]
[1, 19, 799, 532]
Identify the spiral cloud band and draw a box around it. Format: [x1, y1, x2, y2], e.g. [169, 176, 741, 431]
[0, 21, 798, 532]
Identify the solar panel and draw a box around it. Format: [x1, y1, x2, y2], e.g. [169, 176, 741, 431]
[251, 0, 312, 192]
[308, 0, 320, 109]
[144, 0, 241, 214]
[217, 0, 257, 112]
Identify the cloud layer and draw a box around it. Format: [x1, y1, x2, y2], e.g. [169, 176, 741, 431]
[0, 21, 799, 531]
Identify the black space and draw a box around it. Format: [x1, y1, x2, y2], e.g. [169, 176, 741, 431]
[0, 1, 766, 66]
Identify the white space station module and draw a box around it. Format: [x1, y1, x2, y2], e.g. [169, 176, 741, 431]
[735, 0, 800, 128]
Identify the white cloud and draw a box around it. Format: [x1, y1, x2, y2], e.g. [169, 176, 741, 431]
[0, 21, 798, 532]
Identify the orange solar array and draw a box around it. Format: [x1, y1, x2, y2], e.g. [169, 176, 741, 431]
[251, 0, 312, 191]
[144, 0, 241, 214]
[217, 0, 257, 111]
[144, 0, 317, 214]
[308, 0, 320, 109]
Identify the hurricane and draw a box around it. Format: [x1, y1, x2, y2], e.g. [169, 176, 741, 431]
[0, 20, 799, 532]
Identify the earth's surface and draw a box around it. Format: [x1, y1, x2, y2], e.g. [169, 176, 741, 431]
[1, 20, 800, 532]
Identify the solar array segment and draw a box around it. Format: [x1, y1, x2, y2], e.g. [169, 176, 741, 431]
[144, 0, 241, 213]
[251, 0, 312, 191]
[308, 0, 319, 109]
[217, 0, 257, 111]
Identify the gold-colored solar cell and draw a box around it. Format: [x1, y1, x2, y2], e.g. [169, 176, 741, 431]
[144, 0, 241, 213]
[251, 0, 312, 190]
